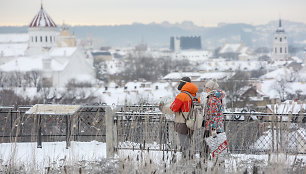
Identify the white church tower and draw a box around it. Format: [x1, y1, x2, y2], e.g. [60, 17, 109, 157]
[26, 4, 58, 55]
[272, 19, 289, 60]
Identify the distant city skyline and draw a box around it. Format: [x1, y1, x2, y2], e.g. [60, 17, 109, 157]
[0, 0, 305, 27]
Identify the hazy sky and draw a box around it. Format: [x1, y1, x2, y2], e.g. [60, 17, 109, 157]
[0, 0, 305, 26]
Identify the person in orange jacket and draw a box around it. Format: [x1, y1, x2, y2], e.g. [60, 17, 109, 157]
[159, 77, 200, 152]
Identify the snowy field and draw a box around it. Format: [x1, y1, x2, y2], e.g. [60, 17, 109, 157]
[0, 141, 305, 173]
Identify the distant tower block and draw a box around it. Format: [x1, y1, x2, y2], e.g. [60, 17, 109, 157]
[27, 4, 58, 55]
[170, 36, 202, 51]
[272, 19, 289, 60]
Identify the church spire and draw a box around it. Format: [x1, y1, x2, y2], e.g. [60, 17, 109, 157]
[276, 18, 284, 33]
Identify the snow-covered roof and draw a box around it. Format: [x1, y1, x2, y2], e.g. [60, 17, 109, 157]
[163, 72, 201, 80]
[175, 50, 210, 57]
[260, 67, 292, 80]
[0, 56, 68, 72]
[171, 50, 211, 63]
[0, 34, 29, 57]
[239, 47, 249, 54]
[219, 44, 241, 53]
[26, 104, 81, 115]
[29, 5, 57, 28]
[94, 81, 178, 105]
[290, 56, 303, 63]
[269, 60, 292, 69]
[0, 43, 28, 57]
[198, 60, 266, 72]
[49, 47, 77, 57]
[198, 72, 233, 80]
[163, 72, 233, 81]
[0, 34, 29, 43]
[266, 100, 306, 114]
[237, 85, 265, 97]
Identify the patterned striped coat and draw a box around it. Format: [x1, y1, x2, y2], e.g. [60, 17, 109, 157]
[205, 90, 225, 133]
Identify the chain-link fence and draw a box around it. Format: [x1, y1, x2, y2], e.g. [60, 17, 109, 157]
[0, 105, 107, 147]
[114, 105, 306, 155]
[0, 104, 305, 155]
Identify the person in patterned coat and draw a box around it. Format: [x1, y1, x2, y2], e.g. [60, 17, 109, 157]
[202, 79, 225, 158]
[204, 79, 225, 135]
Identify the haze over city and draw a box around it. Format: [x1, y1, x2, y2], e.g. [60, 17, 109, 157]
[0, 0, 305, 26]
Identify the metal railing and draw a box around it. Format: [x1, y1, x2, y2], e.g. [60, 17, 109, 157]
[0, 104, 305, 157]
[111, 105, 305, 157]
[0, 105, 107, 148]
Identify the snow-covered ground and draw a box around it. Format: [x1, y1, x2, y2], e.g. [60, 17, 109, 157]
[0, 141, 106, 172]
[0, 141, 305, 173]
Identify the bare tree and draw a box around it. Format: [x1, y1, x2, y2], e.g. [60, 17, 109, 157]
[118, 53, 190, 82]
[0, 72, 5, 87]
[273, 78, 288, 102]
[220, 71, 250, 108]
[30, 70, 41, 87]
[0, 89, 26, 105]
[14, 71, 23, 87]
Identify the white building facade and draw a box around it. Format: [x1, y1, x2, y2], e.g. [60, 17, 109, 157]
[0, 4, 96, 88]
[272, 19, 289, 60]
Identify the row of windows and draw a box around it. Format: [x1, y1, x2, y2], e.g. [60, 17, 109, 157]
[275, 47, 287, 54]
[31, 36, 55, 43]
[275, 36, 287, 42]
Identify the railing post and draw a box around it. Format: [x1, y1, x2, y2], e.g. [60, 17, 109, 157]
[66, 115, 71, 149]
[106, 107, 115, 158]
[37, 114, 42, 148]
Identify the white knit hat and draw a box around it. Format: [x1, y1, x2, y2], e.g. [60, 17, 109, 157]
[205, 79, 219, 90]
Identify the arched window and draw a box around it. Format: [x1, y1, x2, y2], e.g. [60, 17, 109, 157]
[40, 36, 42, 42]
[280, 37, 282, 42]
[280, 47, 282, 53]
[31, 36, 33, 42]
[45, 36, 48, 42]
[50, 36, 52, 42]
[35, 36, 37, 42]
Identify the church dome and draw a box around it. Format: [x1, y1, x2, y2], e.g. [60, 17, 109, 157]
[29, 4, 57, 28]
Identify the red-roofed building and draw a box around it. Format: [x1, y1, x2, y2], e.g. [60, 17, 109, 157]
[27, 4, 58, 55]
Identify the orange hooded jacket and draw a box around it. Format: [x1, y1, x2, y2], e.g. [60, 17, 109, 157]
[170, 82, 200, 123]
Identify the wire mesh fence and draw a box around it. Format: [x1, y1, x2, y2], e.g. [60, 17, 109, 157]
[0, 105, 107, 145]
[0, 104, 305, 155]
[0, 104, 305, 173]
[114, 105, 306, 155]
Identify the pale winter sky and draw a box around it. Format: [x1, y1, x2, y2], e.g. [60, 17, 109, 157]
[0, 0, 305, 26]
